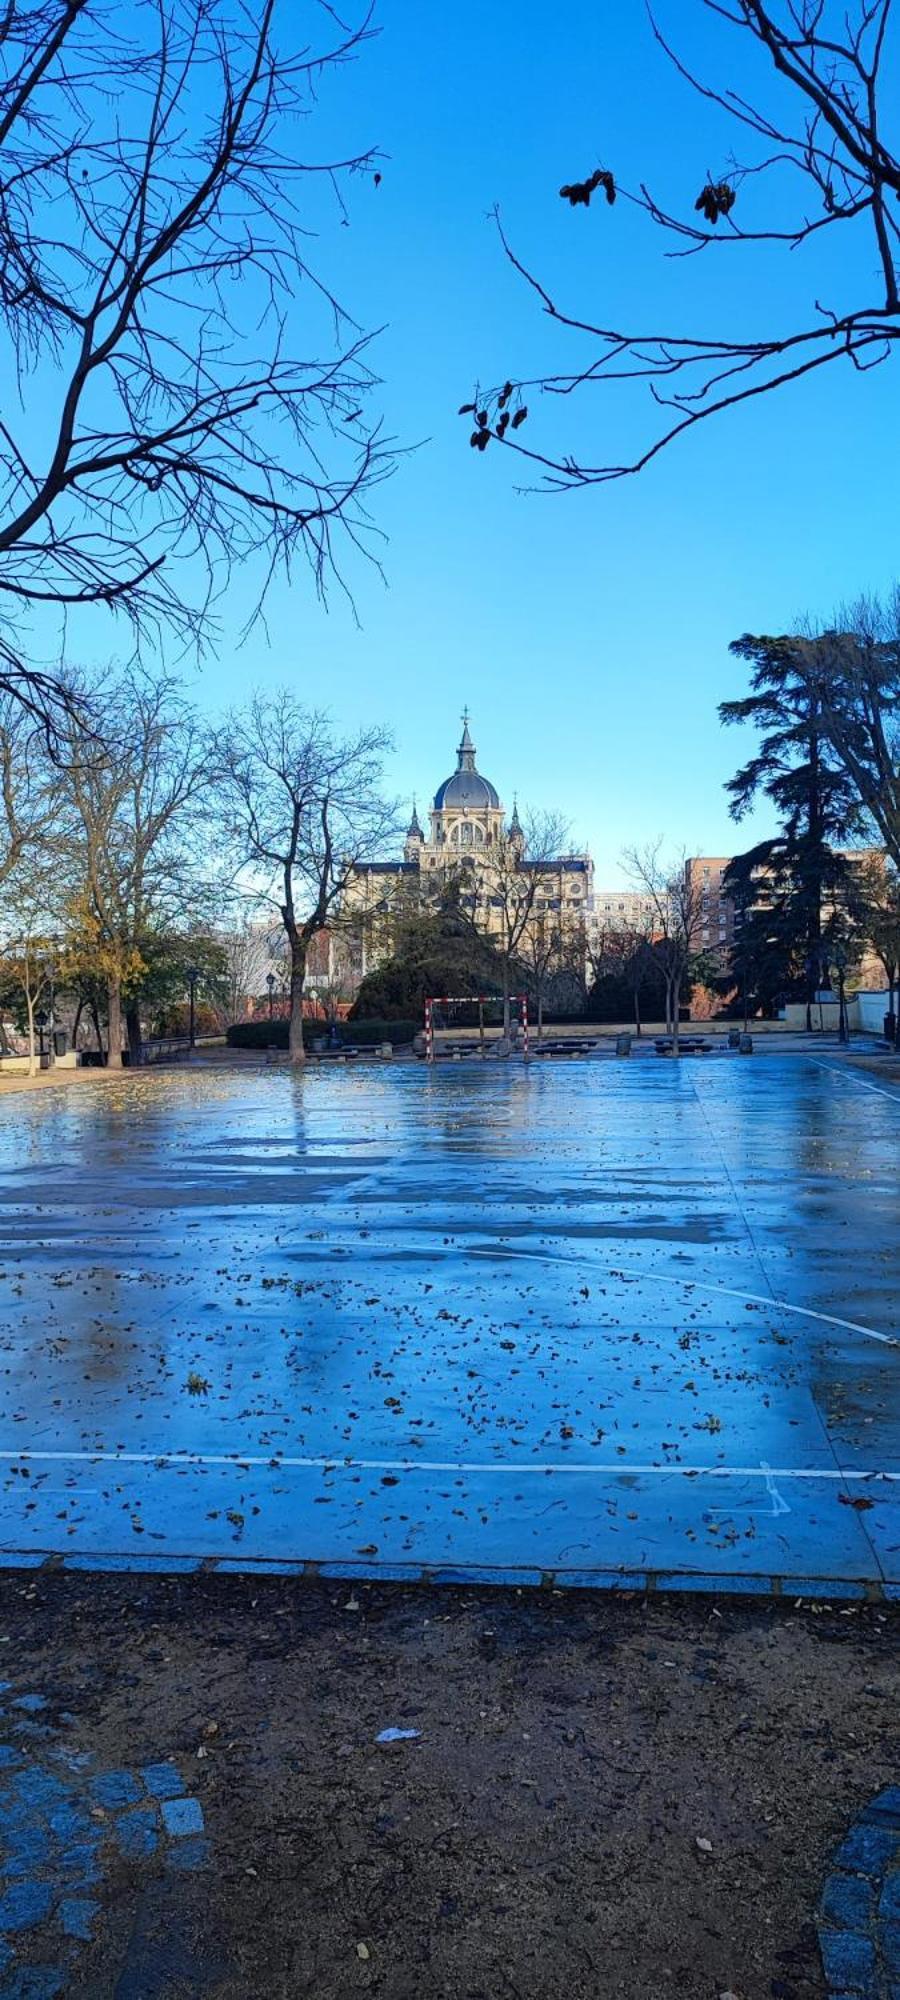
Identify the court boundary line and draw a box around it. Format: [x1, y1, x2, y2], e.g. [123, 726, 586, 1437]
[0, 1448, 897, 1480]
[463, 1246, 900, 1348]
[808, 1056, 900, 1102]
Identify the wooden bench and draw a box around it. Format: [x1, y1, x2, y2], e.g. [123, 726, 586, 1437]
[532, 1038, 599, 1057]
[653, 1036, 711, 1057]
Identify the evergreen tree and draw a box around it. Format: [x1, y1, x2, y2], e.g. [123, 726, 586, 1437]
[350, 884, 504, 1022]
[721, 635, 860, 1027]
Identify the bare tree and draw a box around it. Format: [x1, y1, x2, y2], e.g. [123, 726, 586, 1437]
[60, 667, 214, 1066]
[845, 850, 900, 1035]
[462, 3, 900, 489]
[520, 903, 563, 1041]
[455, 810, 570, 1036]
[586, 919, 656, 1036]
[625, 845, 702, 1055]
[0, 0, 390, 731]
[220, 918, 270, 1025]
[214, 693, 397, 1063]
[0, 696, 54, 890]
[0, 847, 59, 1073]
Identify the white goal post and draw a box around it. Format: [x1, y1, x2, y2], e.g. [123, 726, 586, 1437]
[423, 993, 529, 1062]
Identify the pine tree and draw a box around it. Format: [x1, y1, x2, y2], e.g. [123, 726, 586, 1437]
[721, 635, 860, 1027]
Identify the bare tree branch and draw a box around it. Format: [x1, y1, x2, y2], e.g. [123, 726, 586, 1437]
[462, 1, 900, 488]
[0, 0, 391, 727]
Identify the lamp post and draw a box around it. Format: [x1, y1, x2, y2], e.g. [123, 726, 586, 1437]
[47, 963, 56, 1067]
[266, 971, 275, 1021]
[832, 942, 849, 1045]
[186, 964, 199, 1050]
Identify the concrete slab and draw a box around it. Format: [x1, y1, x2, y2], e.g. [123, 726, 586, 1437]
[0, 1057, 895, 1591]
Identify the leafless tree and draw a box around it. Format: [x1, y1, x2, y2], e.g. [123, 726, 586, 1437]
[214, 693, 397, 1063]
[220, 918, 270, 1025]
[586, 919, 657, 1036]
[0, 0, 390, 732]
[0, 695, 54, 890]
[463, 2, 900, 489]
[454, 810, 570, 1036]
[0, 846, 59, 1072]
[59, 667, 215, 1065]
[625, 844, 702, 1054]
[845, 848, 900, 1033]
[520, 903, 563, 1041]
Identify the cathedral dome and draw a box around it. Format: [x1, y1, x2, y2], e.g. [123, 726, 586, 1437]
[433, 714, 500, 812]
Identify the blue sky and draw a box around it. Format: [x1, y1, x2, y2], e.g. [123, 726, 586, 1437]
[51, 2, 900, 882]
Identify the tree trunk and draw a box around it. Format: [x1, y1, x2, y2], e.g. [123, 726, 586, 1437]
[289, 939, 307, 1065]
[72, 999, 84, 1047]
[502, 959, 511, 1038]
[91, 1001, 103, 1052]
[670, 978, 680, 1057]
[107, 977, 123, 1069]
[633, 983, 641, 1037]
[537, 982, 544, 1042]
[125, 1001, 143, 1067]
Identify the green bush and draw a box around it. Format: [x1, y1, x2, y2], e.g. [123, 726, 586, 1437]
[226, 1018, 418, 1051]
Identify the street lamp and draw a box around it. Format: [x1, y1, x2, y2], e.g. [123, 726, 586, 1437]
[832, 942, 849, 1045]
[266, 971, 275, 1021]
[186, 964, 199, 1050]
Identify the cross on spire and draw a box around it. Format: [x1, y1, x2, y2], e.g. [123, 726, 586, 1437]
[457, 708, 476, 770]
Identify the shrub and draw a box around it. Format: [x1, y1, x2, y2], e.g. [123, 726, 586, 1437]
[226, 1018, 418, 1051]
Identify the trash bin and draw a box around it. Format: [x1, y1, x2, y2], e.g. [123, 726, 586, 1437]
[53, 1029, 68, 1057]
[884, 1012, 897, 1044]
[727, 1028, 741, 1049]
[615, 1033, 631, 1058]
[739, 1033, 753, 1055]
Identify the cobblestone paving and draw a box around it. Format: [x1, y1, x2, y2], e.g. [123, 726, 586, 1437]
[819, 1787, 900, 1998]
[0, 1681, 207, 1997]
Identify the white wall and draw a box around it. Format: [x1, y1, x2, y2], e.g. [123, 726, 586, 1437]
[780, 992, 891, 1034]
[856, 989, 892, 1035]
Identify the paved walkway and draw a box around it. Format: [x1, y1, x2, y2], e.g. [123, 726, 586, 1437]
[0, 1055, 895, 1594]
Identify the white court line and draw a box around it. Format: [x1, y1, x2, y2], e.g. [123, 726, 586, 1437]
[0, 1448, 896, 1480]
[607, 1266, 900, 1348]
[808, 1056, 900, 1102]
[465, 1246, 900, 1349]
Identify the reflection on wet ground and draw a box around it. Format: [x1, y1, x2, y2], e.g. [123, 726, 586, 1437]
[0, 1057, 896, 1592]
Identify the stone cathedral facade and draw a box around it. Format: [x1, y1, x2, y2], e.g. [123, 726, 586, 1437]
[342, 714, 594, 978]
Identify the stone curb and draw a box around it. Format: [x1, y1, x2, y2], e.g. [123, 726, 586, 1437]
[818, 1787, 900, 1998]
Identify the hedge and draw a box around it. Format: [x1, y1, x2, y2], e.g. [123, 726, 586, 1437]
[226, 1018, 419, 1051]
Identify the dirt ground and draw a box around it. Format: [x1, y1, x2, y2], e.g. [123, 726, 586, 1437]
[3, 1572, 897, 1999]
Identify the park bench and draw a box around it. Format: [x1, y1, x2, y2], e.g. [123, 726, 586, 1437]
[314, 1042, 393, 1061]
[532, 1037, 600, 1058]
[141, 1037, 191, 1065]
[653, 1036, 712, 1057]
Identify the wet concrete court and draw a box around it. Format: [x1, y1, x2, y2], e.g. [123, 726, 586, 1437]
[0, 1053, 897, 1594]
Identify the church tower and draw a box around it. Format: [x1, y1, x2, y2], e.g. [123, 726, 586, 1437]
[429, 712, 505, 852]
[404, 800, 424, 863]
